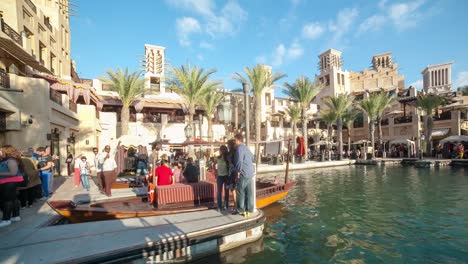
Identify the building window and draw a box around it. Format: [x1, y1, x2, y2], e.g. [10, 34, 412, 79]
[341, 74, 345, 85]
[337, 73, 341, 84]
[150, 77, 160, 92]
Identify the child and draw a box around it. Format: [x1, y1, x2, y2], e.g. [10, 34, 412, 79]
[79, 156, 90, 191]
[172, 162, 183, 183]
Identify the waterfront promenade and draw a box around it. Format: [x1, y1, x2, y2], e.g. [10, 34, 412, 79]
[0, 159, 355, 263]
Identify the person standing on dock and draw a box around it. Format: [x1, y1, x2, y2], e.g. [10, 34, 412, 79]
[215, 145, 230, 211]
[233, 133, 254, 217]
[98, 142, 120, 197]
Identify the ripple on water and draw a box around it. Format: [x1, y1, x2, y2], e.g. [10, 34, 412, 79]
[241, 166, 468, 263]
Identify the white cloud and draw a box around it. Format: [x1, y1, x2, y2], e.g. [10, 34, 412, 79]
[168, 0, 247, 46]
[272, 44, 286, 67]
[455, 71, 468, 88]
[302, 23, 324, 40]
[328, 8, 359, 43]
[287, 40, 304, 59]
[410, 79, 423, 90]
[357, 15, 386, 34]
[197, 54, 204, 61]
[270, 40, 304, 67]
[388, 0, 425, 31]
[176, 17, 201, 46]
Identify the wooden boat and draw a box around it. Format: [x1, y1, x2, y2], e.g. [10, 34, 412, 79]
[48, 180, 295, 223]
[48, 139, 296, 223]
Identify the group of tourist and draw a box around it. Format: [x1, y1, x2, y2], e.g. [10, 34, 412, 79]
[149, 133, 255, 217]
[0, 145, 55, 228]
[213, 133, 255, 217]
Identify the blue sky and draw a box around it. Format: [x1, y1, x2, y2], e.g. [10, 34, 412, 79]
[70, 0, 468, 93]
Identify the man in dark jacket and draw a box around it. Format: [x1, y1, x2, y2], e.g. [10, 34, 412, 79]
[183, 157, 199, 183]
[233, 133, 255, 216]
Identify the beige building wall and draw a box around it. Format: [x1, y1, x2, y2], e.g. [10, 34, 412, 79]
[76, 104, 101, 158]
[0, 0, 72, 78]
[0, 74, 79, 175]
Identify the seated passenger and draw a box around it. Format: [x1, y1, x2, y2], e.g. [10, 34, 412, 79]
[183, 157, 199, 183]
[154, 155, 174, 186]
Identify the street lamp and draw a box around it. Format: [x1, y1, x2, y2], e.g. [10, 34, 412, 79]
[218, 99, 232, 139]
[184, 123, 193, 141]
[420, 131, 425, 159]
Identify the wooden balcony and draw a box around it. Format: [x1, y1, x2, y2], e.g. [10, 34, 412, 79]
[1, 19, 22, 46]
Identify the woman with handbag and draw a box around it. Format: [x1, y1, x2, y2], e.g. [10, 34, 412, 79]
[0, 145, 25, 228]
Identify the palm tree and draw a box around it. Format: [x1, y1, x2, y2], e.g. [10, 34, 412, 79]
[321, 110, 337, 160]
[324, 94, 354, 160]
[233, 64, 286, 164]
[199, 90, 224, 142]
[100, 68, 145, 135]
[358, 93, 381, 159]
[375, 92, 396, 156]
[285, 103, 301, 159]
[169, 63, 221, 140]
[283, 76, 322, 160]
[417, 93, 445, 156]
[342, 109, 359, 156]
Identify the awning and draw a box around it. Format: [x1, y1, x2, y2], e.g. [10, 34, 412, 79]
[431, 128, 450, 138]
[389, 138, 415, 145]
[440, 135, 468, 144]
[0, 38, 52, 74]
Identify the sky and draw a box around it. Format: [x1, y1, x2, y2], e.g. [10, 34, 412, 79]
[70, 0, 468, 94]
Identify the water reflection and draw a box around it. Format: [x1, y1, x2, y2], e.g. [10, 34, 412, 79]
[244, 166, 468, 263]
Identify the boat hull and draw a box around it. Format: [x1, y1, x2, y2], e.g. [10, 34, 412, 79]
[49, 181, 296, 223]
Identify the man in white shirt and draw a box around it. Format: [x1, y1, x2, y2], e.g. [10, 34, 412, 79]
[98, 141, 120, 196]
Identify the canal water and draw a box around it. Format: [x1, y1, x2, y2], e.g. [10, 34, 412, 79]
[201, 165, 468, 263]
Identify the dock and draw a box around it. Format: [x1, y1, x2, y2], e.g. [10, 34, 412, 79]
[0, 176, 264, 263]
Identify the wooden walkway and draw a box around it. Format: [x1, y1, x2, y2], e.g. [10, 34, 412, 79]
[0, 208, 263, 263]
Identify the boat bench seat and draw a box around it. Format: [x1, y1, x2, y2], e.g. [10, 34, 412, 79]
[155, 181, 216, 208]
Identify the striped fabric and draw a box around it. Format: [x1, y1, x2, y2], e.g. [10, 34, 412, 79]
[155, 182, 216, 206]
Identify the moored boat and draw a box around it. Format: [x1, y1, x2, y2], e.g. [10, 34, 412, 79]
[48, 180, 296, 223]
[48, 139, 297, 223]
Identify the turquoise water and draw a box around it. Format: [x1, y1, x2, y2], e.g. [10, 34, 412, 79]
[237, 166, 468, 263]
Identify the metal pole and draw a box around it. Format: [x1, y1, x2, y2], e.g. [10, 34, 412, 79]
[285, 138, 291, 184]
[243, 82, 250, 147]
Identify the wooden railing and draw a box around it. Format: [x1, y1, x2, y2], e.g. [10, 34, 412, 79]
[168, 115, 185, 123]
[0, 71, 10, 88]
[143, 114, 161, 123]
[394, 116, 413, 124]
[434, 111, 451, 121]
[1, 19, 22, 46]
[270, 121, 280, 127]
[24, 0, 37, 13]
